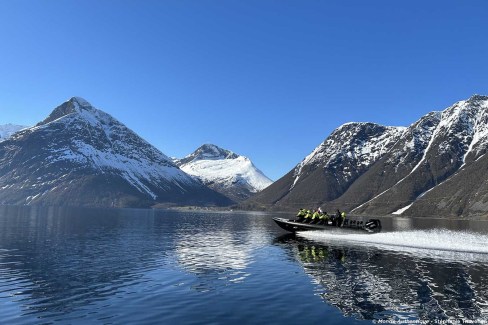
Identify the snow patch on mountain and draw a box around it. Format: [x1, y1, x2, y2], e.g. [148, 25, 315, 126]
[181, 156, 272, 192]
[47, 140, 185, 199]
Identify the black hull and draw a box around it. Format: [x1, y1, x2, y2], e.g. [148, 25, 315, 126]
[272, 217, 381, 233]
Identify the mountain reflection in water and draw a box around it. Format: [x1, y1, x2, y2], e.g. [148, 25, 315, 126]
[173, 214, 270, 290]
[275, 232, 488, 323]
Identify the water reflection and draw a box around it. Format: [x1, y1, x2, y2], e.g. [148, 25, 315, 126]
[0, 206, 276, 322]
[275, 233, 488, 322]
[173, 212, 271, 289]
[0, 206, 175, 322]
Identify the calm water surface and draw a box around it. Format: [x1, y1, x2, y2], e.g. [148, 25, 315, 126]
[1, 206, 488, 324]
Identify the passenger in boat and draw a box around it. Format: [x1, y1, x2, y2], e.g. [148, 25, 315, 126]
[318, 211, 329, 225]
[311, 210, 320, 224]
[340, 211, 347, 227]
[335, 210, 342, 226]
[295, 208, 306, 222]
[308, 210, 315, 223]
[303, 210, 312, 223]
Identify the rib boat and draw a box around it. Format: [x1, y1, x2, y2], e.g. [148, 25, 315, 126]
[272, 216, 381, 233]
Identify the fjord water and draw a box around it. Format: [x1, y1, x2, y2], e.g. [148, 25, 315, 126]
[1, 207, 488, 324]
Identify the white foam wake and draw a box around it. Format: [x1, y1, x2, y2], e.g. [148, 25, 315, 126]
[298, 229, 488, 262]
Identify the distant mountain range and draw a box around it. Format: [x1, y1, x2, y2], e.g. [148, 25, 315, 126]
[0, 124, 27, 141]
[0, 97, 234, 207]
[173, 144, 273, 202]
[244, 95, 488, 218]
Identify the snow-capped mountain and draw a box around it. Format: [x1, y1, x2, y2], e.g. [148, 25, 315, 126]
[247, 95, 488, 218]
[348, 95, 488, 216]
[0, 97, 232, 207]
[0, 124, 27, 141]
[174, 144, 273, 202]
[245, 123, 405, 210]
[334, 111, 444, 214]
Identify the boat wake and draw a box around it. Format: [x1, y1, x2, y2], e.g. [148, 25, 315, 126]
[298, 229, 488, 262]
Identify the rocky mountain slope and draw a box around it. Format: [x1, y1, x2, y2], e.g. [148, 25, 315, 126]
[174, 144, 273, 201]
[0, 97, 232, 207]
[243, 122, 405, 210]
[245, 95, 488, 218]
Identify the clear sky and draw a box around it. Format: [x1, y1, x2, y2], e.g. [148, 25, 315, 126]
[1, 0, 487, 180]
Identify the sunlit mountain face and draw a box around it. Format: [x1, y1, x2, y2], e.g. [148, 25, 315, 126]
[174, 144, 273, 202]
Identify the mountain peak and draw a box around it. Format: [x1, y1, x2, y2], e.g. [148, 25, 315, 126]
[177, 144, 239, 165]
[198, 144, 239, 160]
[38, 97, 95, 126]
[467, 94, 488, 103]
[336, 122, 403, 134]
[70, 96, 93, 108]
[340, 121, 381, 128]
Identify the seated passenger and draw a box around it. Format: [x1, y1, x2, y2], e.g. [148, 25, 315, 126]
[295, 208, 306, 222]
[303, 210, 312, 223]
[339, 211, 346, 227]
[311, 210, 320, 224]
[319, 212, 329, 225]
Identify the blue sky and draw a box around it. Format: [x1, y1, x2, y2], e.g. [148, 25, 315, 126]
[1, 1, 487, 180]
